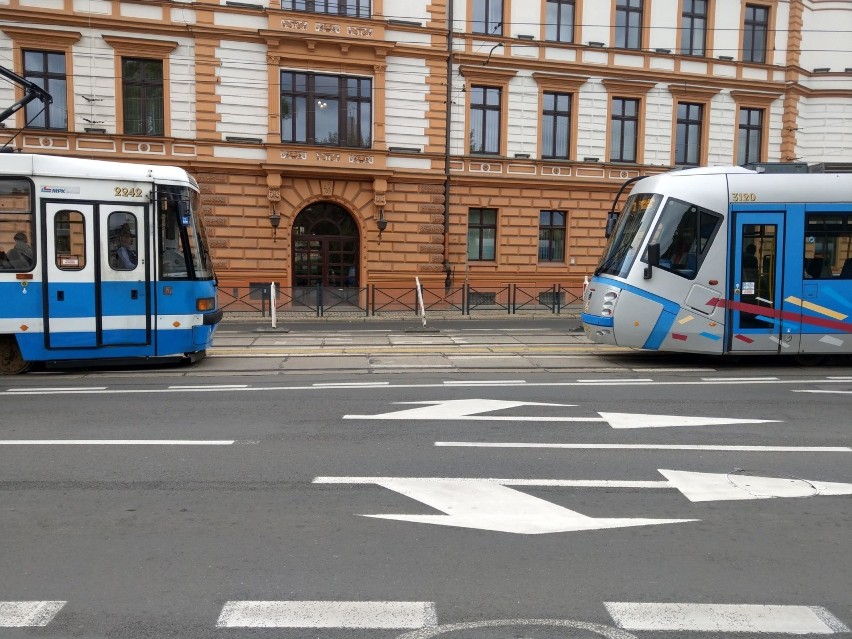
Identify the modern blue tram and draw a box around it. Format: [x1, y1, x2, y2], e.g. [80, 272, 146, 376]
[0, 154, 222, 373]
[582, 166, 852, 359]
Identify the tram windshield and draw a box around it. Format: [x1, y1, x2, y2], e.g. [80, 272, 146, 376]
[158, 186, 214, 280]
[595, 193, 662, 277]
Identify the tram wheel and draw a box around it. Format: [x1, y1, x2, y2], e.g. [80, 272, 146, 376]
[0, 335, 31, 375]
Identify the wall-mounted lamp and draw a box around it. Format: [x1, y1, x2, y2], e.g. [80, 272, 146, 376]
[718, 55, 734, 61]
[84, 127, 106, 134]
[654, 48, 671, 54]
[516, 34, 535, 41]
[813, 67, 831, 73]
[588, 41, 605, 48]
[269, 207, 281, 242]
[513, 153, 531, 159]
[583, 157, 600, 163]
[376, 208, 388, 242]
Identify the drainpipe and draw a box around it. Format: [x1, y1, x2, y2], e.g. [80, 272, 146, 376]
[443, 0, 454, 289]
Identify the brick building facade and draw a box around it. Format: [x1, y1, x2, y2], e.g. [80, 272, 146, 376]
[1, 0, 850, 293]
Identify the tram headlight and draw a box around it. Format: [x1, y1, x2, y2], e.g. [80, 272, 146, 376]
[196, 297, 216, 312]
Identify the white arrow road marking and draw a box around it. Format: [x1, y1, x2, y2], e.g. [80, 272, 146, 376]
[344, 399, 575, 421]
[216, 601, 437, 628]
[0, 601, 66, 627]
[604, 603, 850, 633]
[314, 477, 694, 534]
[345, 399, 780, 429]
[600, 412, 779, 429]
[659, 469, 852, 502]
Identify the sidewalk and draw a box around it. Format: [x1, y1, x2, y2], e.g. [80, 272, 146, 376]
[197, 314, 629, 376]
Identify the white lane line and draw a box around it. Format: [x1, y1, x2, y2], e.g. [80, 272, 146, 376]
[5, 377, 851, 396]
[313, 477, 666, 488]
[633, 368, 716, 372]
[604, 602, 850, 633]
[8, 387, 107, 392]
[0, 440, 235, 446]
[443, 380, 527, 385]
[216, 601, 437, 629]
[435, 442, 851, 452]
[168, 384, 249, 390]
[701, 377, 779, 382]
[0, 601, 66, 627]
[793, 390, 852, 394]
[312, 382, 390, 387]
[577, 378, 654, 383]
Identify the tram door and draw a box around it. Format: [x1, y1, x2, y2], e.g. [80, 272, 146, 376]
[43, 202, 97, 348]
[42, 201, 151, 350]
[98, 204, 151, 347]
[728, 212, 785, 353]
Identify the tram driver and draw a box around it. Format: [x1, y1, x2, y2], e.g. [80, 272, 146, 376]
[0, 231, 34, 270]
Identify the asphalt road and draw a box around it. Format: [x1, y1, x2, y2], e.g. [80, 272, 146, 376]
[1, 321, 851, 638]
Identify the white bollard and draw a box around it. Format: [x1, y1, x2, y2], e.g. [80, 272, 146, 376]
[415, 276, 427, 327]
[270, 281, 277, 329]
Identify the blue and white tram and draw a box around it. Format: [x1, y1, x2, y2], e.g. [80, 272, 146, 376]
[582, 166, 852, 359]
[0, 153, 222, 373]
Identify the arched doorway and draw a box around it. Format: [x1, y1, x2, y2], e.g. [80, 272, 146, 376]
[292, 202, 359, 288]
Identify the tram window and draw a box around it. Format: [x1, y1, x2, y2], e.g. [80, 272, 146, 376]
[647, 197, 721, 279]
[54, 210, 86, 270]
[0, 180, 35, 272]
[108, 212, 138, 270]
[804, 213, 852, 279]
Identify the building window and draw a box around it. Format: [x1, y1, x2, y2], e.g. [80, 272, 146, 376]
[738, 107, 764, 165]
[282, 0, 370, 18]
[545, 0, 575, 43]
[472, 0, 503, 35]
[539, 211, 566, 262]
[281, 72, 372, 148]
[675, 102, 703, 166]
[680, 0, 707, 56]
[743, 4, 769, 63]
[22, 50, 66, 130]
[468, 208, 497, 261]
[610, 97, 639, 162]
[122, 58, 164, 136]
[615, 0, 643, 50]
[470, 86, 501, 155]
[542, 92, 571, 159]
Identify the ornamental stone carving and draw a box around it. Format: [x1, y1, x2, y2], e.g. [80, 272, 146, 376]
[316, 22, 341, 33]
[347, 26, 373, 37]
[268, 188, 281, 202]
[374, 194, 386, 207]
[349, 154, 374, 164]
[281, 20, 308, 30]
[316, 153, 341, 162]
[282, 151, 307, 160]
[321, 180, 334, 196]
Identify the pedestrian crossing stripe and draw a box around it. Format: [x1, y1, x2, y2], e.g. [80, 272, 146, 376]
[216, 600, 437, 628]
[0, 601, 66, 627]
[604, 602, 850, 634]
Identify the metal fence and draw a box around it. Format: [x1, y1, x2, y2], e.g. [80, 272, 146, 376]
[218, 281, 586, 318]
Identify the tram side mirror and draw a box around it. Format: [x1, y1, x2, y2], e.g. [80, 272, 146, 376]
[644, 242, 660, 280]
[178, 200, 191, 226]
[605, 211, 618, 239]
